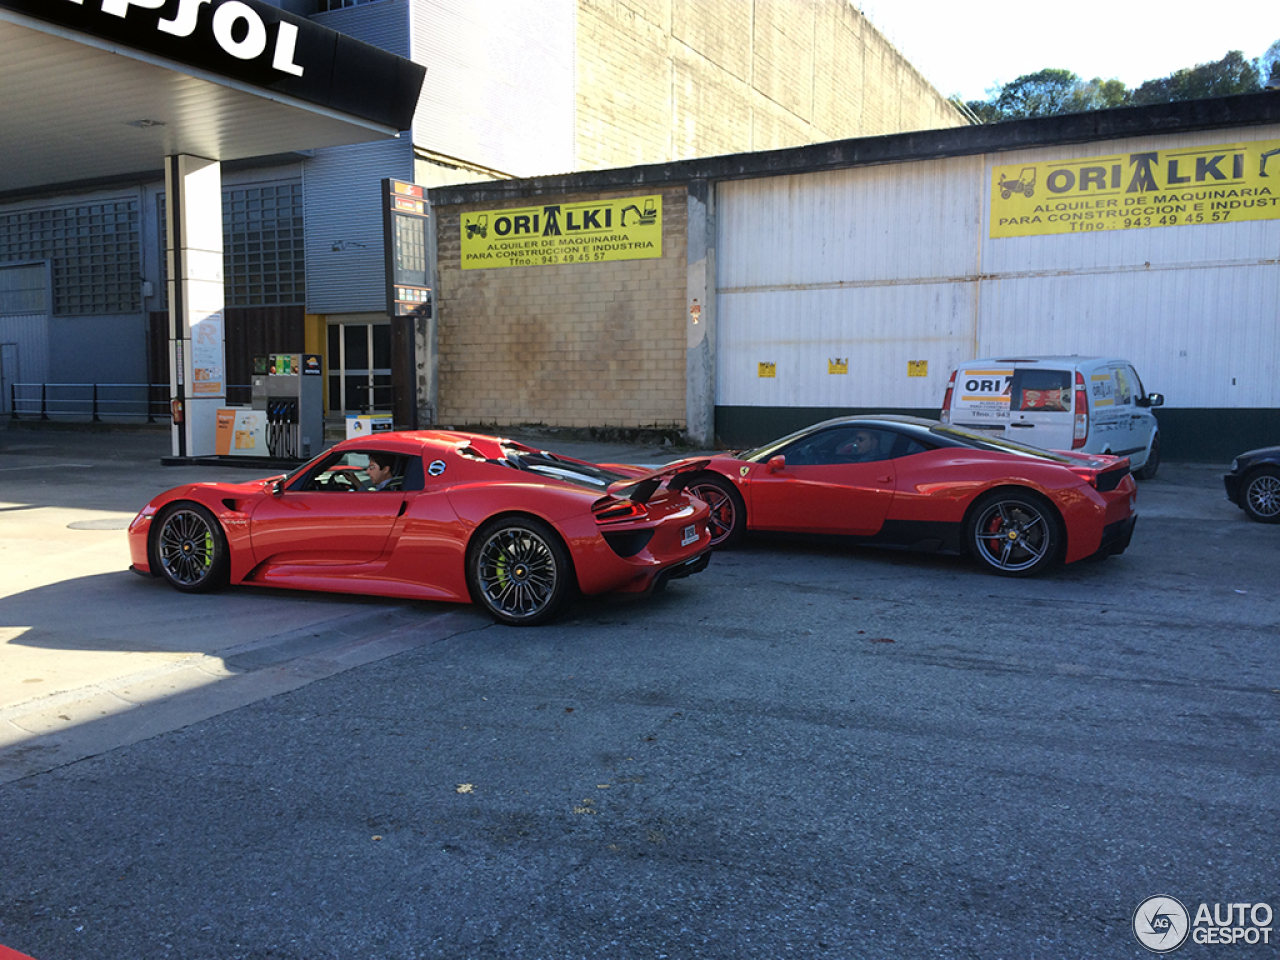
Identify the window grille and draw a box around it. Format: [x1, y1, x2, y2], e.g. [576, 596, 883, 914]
[159, 181, 305, 307]
[0, 201, 140, 315]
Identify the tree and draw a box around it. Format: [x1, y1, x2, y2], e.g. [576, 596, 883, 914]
[1130, 50, 1262, 105]
[990, 68, 1085, 119]
[1261, 39, 1280, 87]
[966, 47, 1271, 123]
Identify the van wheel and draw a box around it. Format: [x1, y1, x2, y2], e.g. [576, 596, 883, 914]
[965, 490, 1062, 577]
[1134, 434, 1160, 481]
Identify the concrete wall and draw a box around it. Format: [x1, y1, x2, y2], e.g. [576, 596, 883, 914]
[434, 187, 689, 429]
[574, 0, 965, 169]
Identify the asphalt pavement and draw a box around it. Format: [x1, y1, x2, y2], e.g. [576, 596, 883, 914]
[1, 422, 1277, 960]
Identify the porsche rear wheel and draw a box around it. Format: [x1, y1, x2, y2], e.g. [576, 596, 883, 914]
[966, 490, 1062, 577]
[153, 503, 230, 593]
[1242, 467, 1280, 523]
[467, 517, 573, 626]
[685, 474, 745, 548]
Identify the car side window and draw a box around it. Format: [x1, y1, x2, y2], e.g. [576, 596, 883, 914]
[783, 427, 897, 465]
[301, 451, 408, 492]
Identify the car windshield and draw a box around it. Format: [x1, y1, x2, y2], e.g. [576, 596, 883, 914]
[502, 445, 629, 489]
[930, 423, 1083, 462]
[738, 424, 833, 463]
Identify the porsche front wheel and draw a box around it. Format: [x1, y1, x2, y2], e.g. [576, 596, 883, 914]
[153, 503, 230, 593]
[966, 491, 1062, 577]
[467, 517, 573, 626]
[685, 474, 745, 548]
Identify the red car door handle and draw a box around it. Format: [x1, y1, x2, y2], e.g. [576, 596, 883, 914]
[877, 475, 892, 484]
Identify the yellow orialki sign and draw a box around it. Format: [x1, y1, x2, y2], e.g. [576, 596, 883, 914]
[991, 138, 1280, 238]
[461, 196, 663, 269]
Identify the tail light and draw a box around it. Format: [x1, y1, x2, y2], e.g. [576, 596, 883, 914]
[940, 370, 957, 424]
[593, 498, 649, 524]
[1072, 371, 1088, 448]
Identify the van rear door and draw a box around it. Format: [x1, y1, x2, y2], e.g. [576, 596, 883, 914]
[949, 366, 1015, 436]
[1005, 366, 1073, 450]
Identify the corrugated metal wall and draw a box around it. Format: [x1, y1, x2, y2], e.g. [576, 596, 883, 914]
[303, 137, 413, 314]
[0, 314, 48, 386]
[717, 158, 984, 411]
[717, 127, 1280, 418]
[304, 3, 416, 315]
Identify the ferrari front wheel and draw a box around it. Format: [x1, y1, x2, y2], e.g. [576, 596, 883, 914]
[685, 474, 745, 548]
[467, 517, 573, 626]
[966, 490, 1062, 577]
[153, 503, 230, 593]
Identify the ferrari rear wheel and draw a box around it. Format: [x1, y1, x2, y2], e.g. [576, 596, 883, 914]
[685, 474, 745, 548]
[966, 490, 1062, 577]
[468, 517, 573, 626]
[1242, 466, 1280, 523]
[153, 503, 230, 593]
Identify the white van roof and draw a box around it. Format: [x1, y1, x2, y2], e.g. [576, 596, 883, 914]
[961, 356, 1126, 366]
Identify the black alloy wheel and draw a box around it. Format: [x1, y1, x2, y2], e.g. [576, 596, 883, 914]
[153, 503, 230, 593]
[966, 490, 1062, 577]
[467, 517, 573, 626]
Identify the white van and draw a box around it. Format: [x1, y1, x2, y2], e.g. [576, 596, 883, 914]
[940, 356, 1164, 478]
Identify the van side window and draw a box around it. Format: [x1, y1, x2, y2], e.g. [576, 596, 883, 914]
[1009, 369, 1071, 411]
[1112, 366, 1133, 405]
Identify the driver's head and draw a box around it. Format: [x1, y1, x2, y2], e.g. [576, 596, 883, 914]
[851, 431, 878, 453]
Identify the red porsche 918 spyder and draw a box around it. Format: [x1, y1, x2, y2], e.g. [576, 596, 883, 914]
[672, 415, 1137, 577]
[128, 431, 712, 625]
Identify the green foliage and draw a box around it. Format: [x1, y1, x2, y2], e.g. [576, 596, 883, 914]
[968, 46, 1275, 123]
[1130, 50, 1262, 105]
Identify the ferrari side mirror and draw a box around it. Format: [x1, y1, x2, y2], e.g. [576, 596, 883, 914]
[766, 455, 786, 474]
[272, 479, 285, 497]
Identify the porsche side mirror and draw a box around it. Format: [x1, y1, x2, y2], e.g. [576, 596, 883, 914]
[766, 455, 786, 474]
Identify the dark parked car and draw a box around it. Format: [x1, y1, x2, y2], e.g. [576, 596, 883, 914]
[1223, 446, 1280, 523]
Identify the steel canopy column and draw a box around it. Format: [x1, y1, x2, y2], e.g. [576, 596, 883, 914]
[165, 154, 225, 458]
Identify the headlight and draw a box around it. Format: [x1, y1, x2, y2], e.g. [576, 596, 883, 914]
[1231, 459, 1239, 473]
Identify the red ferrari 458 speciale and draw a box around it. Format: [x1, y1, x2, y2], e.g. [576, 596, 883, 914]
[669, 415, 1137, 577]
[128, 431, 712, 625]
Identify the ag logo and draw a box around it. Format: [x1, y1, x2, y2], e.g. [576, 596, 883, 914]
[1134, 896, 1190, 953]
[427, 460, 447, 477]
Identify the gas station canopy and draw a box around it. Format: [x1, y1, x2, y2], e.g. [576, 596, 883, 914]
[0, 0, 426, 196]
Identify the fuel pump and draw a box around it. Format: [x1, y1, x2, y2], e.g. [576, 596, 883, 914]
[251, 354, 324, 461]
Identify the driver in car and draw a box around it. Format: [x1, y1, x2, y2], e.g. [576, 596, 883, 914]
[837, 431, 883, 462]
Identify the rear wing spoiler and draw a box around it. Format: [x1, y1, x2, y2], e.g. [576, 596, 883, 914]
[606, 459, 710, 504]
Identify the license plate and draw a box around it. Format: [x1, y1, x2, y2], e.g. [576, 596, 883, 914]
[681, 524, 699, 546]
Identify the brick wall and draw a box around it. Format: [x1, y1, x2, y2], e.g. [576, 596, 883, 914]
[434, 187, 689, 429]
[575, 0, 964, 169]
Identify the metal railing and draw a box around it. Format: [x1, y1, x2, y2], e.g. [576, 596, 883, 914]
[7, 383, 252, 423]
